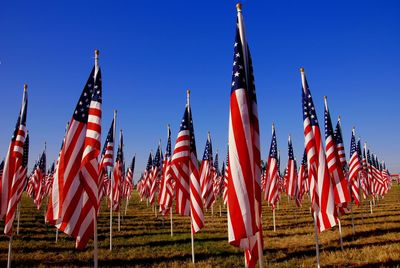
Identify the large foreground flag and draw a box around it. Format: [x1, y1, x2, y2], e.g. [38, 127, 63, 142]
[301, 68, 338, 232]
[169, 90, 204, 233]
[1, 85, 28, 236]
[227, 4, 263, 268]
[49, 51, 102, 249]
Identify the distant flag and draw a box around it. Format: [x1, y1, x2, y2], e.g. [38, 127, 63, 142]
[168, 90, 204, 233]
[227, 4, 263, 267]
[48, 50, 102, 249]
[296, 149, 308, 206]
[212, 152, 222, 198]
[1, 85, 28, 236]
[112, 130, 124, 211]
[324, 96, 351, 209]
[199, 133, 215, 209]
[44, 162, 55, 197]
[159, 125, 174, 215]
[33, 148, 47, 209]
[149, 143, 162, 206]
[140, 153, 153, 201]
[348, 128, 361, 206]
[264, 125, 280, 209]
[334, 117, 347, 170]
[124, 155, 135, 200]
[301, 68, 337, 232]
[284, 135, 298, 202]
[98, 118, 115, 206]
[222, 148, 229, 206]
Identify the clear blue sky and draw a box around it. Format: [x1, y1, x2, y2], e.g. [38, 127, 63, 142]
[1, 1, 399, 181]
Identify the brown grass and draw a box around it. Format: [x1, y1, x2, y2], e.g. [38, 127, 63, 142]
[1, 185, 400, 267]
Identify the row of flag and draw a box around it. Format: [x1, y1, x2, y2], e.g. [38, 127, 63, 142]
[0, 3, 396, 268]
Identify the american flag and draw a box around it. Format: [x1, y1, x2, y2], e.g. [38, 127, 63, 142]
[44, 162, 55, 197]
[222, 148, 229, 206]
[33, 149, 46, 209]
[212, 152, 222, 198]
[324, 97, 351, 208]
[348, 128, 361, 206]
[264, 125, 280, 209]
[140, 153, 153, 201]
[2, 86, 29, 236]
[334, 117, 347, 170]
[301, 69, 337, 232]
[227, 4, 263, 267]
[123, 155, 135, 200]
[168, 92, 204, 233]
[199, 133, 215, 209]
[48, 53, 102, 249]
[112, 130, 124, 211]
[284, 135, 298, 201]
[149, 144, 162, 205]
[159, 125, 174, 215]
[297, 149, 308, 206]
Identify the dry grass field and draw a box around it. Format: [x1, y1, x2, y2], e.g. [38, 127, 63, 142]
[1, 184, 400, 267]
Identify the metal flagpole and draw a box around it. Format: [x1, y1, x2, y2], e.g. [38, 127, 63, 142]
[16, 203, 21, 235]
[55, 228, 59, 243]
[7, 235, 12, 268]
[190, 219, 195, 263]
[110, 109, 117, 250]
[338, 218, 344, 250]
[273, 208, 276, 232]
[313, 211, 321, 268]
[93, 48, 100, 268]
[170, 208, 173, 237]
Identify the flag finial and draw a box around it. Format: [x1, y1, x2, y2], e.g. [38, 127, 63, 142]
[95, 49, 100, 57]
[300, 67, 305, 73]
[236, 3, 242, 12]
[24, 84, 28, 91]
[186, 89, 191, 106]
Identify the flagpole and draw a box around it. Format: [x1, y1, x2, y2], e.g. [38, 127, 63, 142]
[313, 211, 321, 268]
[338, 218, 344, 250]
[364, 143, 373, 214]
[7, 235, 12, 268]
[273, 208, 276, 232]
[190, 218, 195, 264]
[170, 208, 173, 237]
[16, 203, 21, 235]
[55, 228, 59, 243]
[110, 109, 117, 250]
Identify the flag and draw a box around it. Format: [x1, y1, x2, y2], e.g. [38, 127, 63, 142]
[264, 125, 280, 209]
[227, 4, 263, 267]
[334, 117, 347, 170]
[149, 144, 162, 205]
[1, 86, 28, 236]
[112, 130, 124, 211]
[223, 149, 229, 206]
[284, 135, 298, 201]
[348, 128, 361, 205]
[301, 68, 337, 232]
[33, 149, 46, 209]
[98, 118, 115, 206]
[168, 91, 204, 233]
[324, 97, 351, 208]
[212, 152, 222, 198]
[48, 53, 102, 249]
[140, 153, 153, 201]
[297, 149, 308, 206]
[159, 125, 174, 215]
[199, 133, 215, 209]
[124, 155, 135, 200]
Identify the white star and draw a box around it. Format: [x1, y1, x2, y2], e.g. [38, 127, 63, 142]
[236, 53, 240, 58]
[234, 71, 240, 77]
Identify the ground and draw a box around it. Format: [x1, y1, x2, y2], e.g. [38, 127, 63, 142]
[1, 185, 399, 267]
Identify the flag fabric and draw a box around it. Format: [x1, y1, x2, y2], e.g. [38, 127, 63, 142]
[168, 95, 204, 233]
[33, 150, 46, 209]
[348, 129, 361, 206]
[140, 153, 153, 201]
[47, 57, 102, 249]
[264, 126, 280, 209]
[301, 69, 338, 232]
[1, 86, 29, 236]
[124, 155, 135, 200]
[98, 119, 115, 206]
[223, 150, 229, 206]
[112, 130, 124, 211]
[297, 149, 308, 206]
[227, 5, 263, 267]
[44, 162, 55, 197]
[199, 134, 215, 209]
[324, 97, 351, 209]
[212, 152, 222, 198]
[334, 118, 347, 170]
[159, 126, 174, 215]
[149, 144, 162, 206]
[284, 135, 298, 201]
